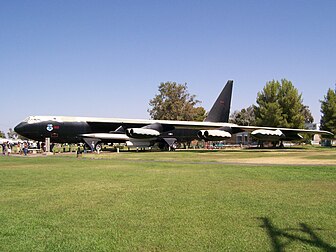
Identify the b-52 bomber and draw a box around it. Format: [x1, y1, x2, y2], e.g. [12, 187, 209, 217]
[14, 81, 333, 150]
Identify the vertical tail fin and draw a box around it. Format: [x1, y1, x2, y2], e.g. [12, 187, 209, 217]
[204, 80, 233, 122]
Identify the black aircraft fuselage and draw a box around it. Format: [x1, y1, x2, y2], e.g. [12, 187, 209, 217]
[14, 117, 204, 145]
[14, 81, 332, 149]
[15, 120, 90, 143]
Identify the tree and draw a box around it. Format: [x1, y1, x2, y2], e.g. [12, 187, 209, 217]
[0, 130, 5, 138]
[301, 105, 314, 124]
[192, 106, 207, 122]
[254, 79, 306, 128]
[7, 128, 17, 139]
[229, 106, 256, 126]
[148, 82, 206, 121]
[320, 87, 336, 135]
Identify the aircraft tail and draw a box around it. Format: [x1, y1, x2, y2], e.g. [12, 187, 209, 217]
[204, 80, 233, 123]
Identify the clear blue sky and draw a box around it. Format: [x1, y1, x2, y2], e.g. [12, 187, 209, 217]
[1, 0, 335, 133]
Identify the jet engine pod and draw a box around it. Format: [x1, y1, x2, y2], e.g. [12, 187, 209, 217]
[197, 130, 206, 139]
[126, 128, 160, 139]
[198, 129, 231, 141]
[251, 129, 284, 141]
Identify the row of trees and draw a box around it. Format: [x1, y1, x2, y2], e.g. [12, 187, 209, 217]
[148, 79, 336, 136]
[0, 128, 17, 139]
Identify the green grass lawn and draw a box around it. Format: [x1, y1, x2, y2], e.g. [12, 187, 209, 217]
[0, 151, 335, 251]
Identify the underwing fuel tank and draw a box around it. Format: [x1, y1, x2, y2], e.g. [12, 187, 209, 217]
[125, 140, 152, 148]
[81, 133, 129, 141]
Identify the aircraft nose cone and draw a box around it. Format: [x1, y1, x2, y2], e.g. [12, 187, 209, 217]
[14, 122, 27, 135]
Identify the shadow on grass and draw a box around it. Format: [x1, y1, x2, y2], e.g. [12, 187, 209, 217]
[101, 146, 331, 154]
[174, 147, 305, 153]
[257, 217, 336, 252]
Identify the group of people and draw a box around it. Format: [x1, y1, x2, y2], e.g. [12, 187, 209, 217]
[2, 141, 29, 156]
[2, 142, 12, 156]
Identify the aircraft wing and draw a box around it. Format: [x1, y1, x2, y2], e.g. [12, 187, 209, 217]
[85, 119, 232, 131]
[231, 125, 332, 134]
[84, 119, 333, 144]
[228, 125, 333, 141]
[196, 123, 333, 141]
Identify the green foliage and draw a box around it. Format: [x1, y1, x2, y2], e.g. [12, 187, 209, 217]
[148, 82, 206, 121]
[6, 128, 17, 139]
[320, 88, 336, 135]
[0, 130, 5, 138]
[254, 79, 306, 128]
[301, 105, 314, 124]
[191, 106, 207, 121]
[229, 105, 256, 126]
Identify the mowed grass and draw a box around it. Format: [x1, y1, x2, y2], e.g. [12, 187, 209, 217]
[0, 150, 335, 251]
[87, 147, 336, 169]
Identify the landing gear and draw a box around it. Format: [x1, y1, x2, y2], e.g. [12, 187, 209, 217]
[95, 143, 102, 152]
[170, 142, 177, 151]
[158, 140, 177, 151]
[158, 142, 169, 151]
[258, 141, 264, 148]
[82, 138, 102, 153]
[279, 141, 284, 148]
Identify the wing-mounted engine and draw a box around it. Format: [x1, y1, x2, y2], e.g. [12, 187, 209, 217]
[198, 129, 232, 141]
[126, 123, 162, 139]
[251, 129, 285, 141]
[126, 128, 160, 138]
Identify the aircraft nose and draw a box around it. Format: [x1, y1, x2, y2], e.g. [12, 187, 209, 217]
[14, 122, 28, 135]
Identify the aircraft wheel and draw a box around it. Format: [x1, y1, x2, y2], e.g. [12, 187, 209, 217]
[279, 141, 284, 148]
[171, 141, 177, 151]
[159, 143, 169, 151]
[95, 143, 102, 152]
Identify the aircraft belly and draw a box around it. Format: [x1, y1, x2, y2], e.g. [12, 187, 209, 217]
[161, 129, 199, 141]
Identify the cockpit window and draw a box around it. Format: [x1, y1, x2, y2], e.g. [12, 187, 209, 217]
[23, 116, 62, 123]
[26, 117, 41, 124]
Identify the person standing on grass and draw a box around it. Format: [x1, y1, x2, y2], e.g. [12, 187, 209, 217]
[7, 142, 11, 156]
[2, 142, 6, 155]
[76, 144, 82, 158]
[4, 142, 8, 155]
[23, 142, 28, 156]
[18, 142, 23, 154]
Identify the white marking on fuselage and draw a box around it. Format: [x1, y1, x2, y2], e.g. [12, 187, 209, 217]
[24, 115, 237, 129]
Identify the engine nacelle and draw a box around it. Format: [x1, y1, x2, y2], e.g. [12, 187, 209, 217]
[126, 128, 160, 139]
[198, 130, 231, 141]
[251, 129, 284, 141]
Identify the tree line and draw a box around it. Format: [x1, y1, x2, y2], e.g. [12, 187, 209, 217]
[148, 79, 336, 136]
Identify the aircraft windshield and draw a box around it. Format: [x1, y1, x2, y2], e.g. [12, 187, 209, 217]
[25, 116, 42, 124]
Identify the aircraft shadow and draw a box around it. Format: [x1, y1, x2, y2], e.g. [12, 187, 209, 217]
[173, 148, 305, 154]
[257, 217, 336, 252]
